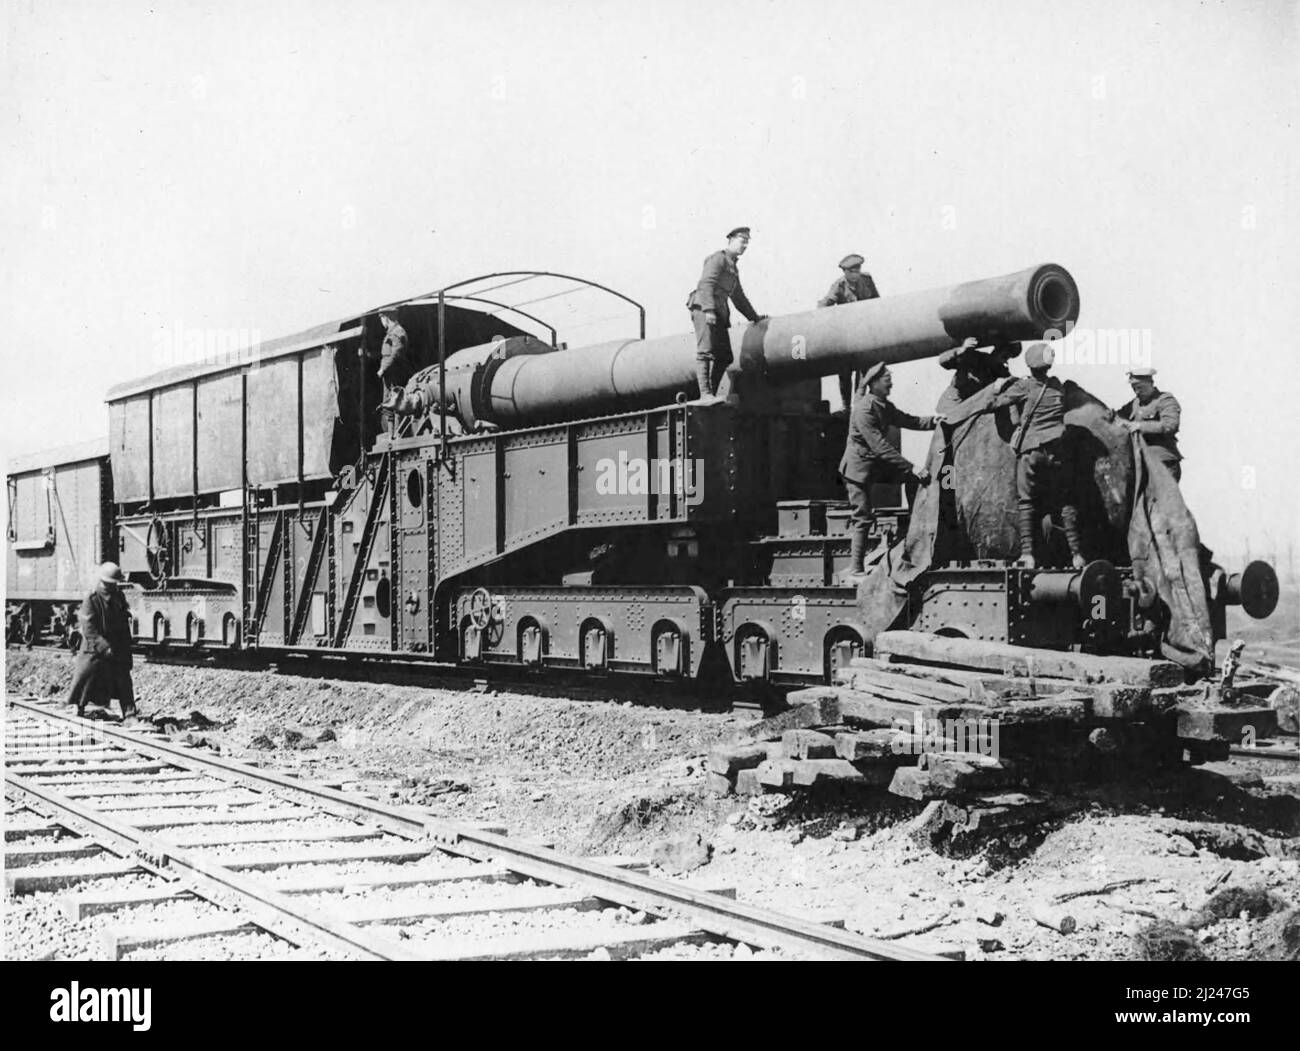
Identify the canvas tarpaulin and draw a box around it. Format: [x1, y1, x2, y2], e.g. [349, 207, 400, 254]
[854, 381, 1213, 668]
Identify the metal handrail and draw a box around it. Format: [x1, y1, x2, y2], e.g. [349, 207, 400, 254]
[379, 269, 647, 342]
[404, 293, 558, 348]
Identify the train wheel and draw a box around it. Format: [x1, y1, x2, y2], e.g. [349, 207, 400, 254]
[517, 617, 545, 667]
[734, 624, 773, 682]
[461, 617, 484, 662]
[823, 626, 865, 685]
[580, 618, 612, 672]
[651, 621, 687, 677]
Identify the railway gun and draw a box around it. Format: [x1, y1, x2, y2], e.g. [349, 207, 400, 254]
[6, 265, 1278, 694]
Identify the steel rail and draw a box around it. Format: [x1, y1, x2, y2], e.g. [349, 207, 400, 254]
[4, 769, 421, 961]
[7, 697, 942, 961]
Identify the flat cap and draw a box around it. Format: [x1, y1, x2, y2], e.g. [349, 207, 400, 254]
[838, 253, 865, 270]
[98, 561, 125, 583]
[862, 361, 887, 385]
[1126, 367, 1156, 378]
[1024, 343, 1055, 369]
[726, 226, 751, 239]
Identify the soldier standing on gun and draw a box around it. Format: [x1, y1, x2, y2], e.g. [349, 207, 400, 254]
[1115, 366, 1182, 483]
[988, 343, 1085, 570]
[838, 362, 943, 580]
[686, 227, 767, 401]
[66, 562, 137, 721]
[817, 253, 879, 413]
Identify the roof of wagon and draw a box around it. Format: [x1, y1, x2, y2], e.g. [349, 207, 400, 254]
[104, 270, 646, 403]
[6, 437, 111, 475]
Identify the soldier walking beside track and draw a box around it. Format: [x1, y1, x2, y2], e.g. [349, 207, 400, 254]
[839, 362, 943, 579]
[987, 343, 1085, 571]
[686, 227, 768, 401]
[66, 562, 137, 721]
[1115, 366, 1182, 482]
[817, 253, 879, 413]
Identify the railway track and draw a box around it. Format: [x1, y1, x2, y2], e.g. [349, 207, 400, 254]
[4, 695, 941, 962]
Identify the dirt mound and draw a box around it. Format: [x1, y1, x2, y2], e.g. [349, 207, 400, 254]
[1254, 908, 1300, 961]
[1195, 885, 1290, 923]
[582, 788, 720, 855]
[1133, 920, 1207, 961]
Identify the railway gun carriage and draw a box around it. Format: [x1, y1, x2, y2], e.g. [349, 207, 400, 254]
[6, 264, 1279, 689]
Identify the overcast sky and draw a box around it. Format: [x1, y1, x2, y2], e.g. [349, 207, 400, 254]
[3, 0, 1297, 563]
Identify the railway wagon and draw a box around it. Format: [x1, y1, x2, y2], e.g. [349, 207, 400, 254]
[103, 289, 542, 651]
[5, 438, 113, 647]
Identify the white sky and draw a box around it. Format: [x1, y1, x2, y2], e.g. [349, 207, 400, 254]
[2, 0, 1297, 564]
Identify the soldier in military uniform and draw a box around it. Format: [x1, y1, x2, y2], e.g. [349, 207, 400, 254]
[988, 343, 1085, 570]
[839, 362, 942, 578]
[377, 309, 412, 433]
[935, 337, 1020, 414]
[1115, 367, 1182, 482]
[817, 253, 880, 412]
[66, 562, 137, 720]
[686, 227, 767, 400]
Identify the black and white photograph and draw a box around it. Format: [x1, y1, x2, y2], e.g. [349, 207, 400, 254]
[2, 0, 1297, 1020]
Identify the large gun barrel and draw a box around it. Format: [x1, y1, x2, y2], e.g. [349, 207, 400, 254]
[401, 262, 1079, 429]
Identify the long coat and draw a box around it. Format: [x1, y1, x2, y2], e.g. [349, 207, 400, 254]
[66, 587, 135, 710]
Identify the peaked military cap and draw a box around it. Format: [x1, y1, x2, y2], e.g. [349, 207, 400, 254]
[1024, 343, 1055, 369]
[726, 226, 751, 239]
[861, 361, 887, 385]
[1126, 367, 1156, 378]
[838, 253, 865, 270]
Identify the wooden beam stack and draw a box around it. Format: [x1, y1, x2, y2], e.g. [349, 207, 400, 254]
[706, 632, 1284, 823]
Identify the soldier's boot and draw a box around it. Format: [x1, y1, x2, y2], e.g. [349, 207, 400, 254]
[847, 522, 871, 579]
[837, 372, 853, 414]
[1016, 503, 1037, 570]
[1061, 504, 1085, 570]
[695, 359, 714, 400]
